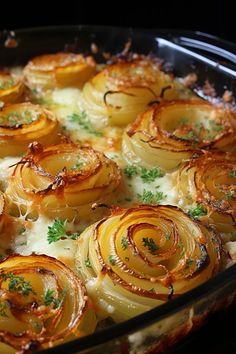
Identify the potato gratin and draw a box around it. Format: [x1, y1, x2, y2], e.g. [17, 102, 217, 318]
[0, 51, 235, 353]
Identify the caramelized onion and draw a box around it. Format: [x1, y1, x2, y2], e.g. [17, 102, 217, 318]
[0, 103, 59, 157]
[0, 254, 96, 353]
[6, 142, 121, 220]
[0, 72, 25, 104]
[176, 151, 236, 233]
[122, 100, 236, 171]
[23, 53, 96, 90]
[79, 57, 179, 126]
[76, 205, 221, 322]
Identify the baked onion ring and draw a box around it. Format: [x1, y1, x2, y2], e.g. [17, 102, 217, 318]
[6, 142, 121, 220]
[0, 103, 59, 157]
[76, 205, 221, 322]
[122, 100, 236, 171]
[23, 53, 96, 90]
[176, 151, 236, 234]
[0, 72, 25, 104]
[0, 254, 96, 353]
[79, 57, 178, 126]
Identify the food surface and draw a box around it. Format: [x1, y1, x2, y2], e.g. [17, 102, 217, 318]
[0, 49, 235, 353]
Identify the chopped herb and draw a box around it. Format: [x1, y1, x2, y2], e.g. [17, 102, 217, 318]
[0, 79, 14, 90]
[185, 259, 194, 269]
[165, 232, 171, 241]
[138, 189, 165, 205]
[43, 288, 67, 309]
[0, 301, 8, 317]
[210, 121, 224, 132]
[230, 232, 236, 239]
[69, 111, 103, 136]
[188, 204, 207, 218]
[191, 153, 200, 159]
[149, 288, 156, 293]
[121, 237, 128, 250]
[85, 258, 92, 268]
[33, 321, 42, 333]
[229, 170, 236, 178]
[47, 219, 80, 244]
[125, 257, 130, 261]
[0, 254, 4, 261]
[47, 219, 66, 243]
[178, 242, 185, 256]
[181, 130, 199, 142]
[179, 117, 189, 125]
[123, 165, 138, 178]
[19, 225, 26, 234]
[71, 161, 83, 170]
[108, 255, 116, 266]
[0, 272, 35, 296]
[225, 191, 234, 200]
[142, 237, 159, 254]
[140, 167, 164, 183]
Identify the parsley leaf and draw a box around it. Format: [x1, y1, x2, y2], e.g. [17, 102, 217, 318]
[188, 204, 207, 218]
[123, 165, 138, 178]
[142, 237, 159, 254]
[138, 189, 165, 204]
[140, 167, 164, 183]
[85, 258, 92, 268]
[69, 111, 103, 136]
[229, 170, 236, 178]
[121, 237, 128, 250]
[0, 272, 35, 296]
[0, 301, 8, 317]
[47, 219, 80, 244]
[43, 288, 67, 309]
[108, 255, 116, 266]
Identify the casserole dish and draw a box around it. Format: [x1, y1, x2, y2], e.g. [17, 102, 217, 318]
[0, 25, 236, 354]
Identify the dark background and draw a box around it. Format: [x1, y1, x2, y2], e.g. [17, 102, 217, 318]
[0, 0, 235, 43]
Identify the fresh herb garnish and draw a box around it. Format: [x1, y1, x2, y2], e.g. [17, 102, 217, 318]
[121, 237, 128, 250]
[43, 288, 67, 309]
[0, 79, 14, 90]
[0, 301, 8, 317]
[138, 189, 165, 205]
[47, 219, 80, 244]
[69, 111, 103, 137]
[123, 165, 138, 178]
[229, 170, 236, 178]
[149, 288, 156, 293]
[142, 237, 159, 254]
[0, 272, 35, 296]
[108, 255, 116, 266]
[85, 258, 92, 268]
[165, 232, 171, 241]
[179, 117, 189, 125]
[140, 167, 164, 183]
[185, 259, 194, 269]
[188, 204, 207, 218]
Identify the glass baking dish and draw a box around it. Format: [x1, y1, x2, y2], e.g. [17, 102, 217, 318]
[0, 25, 236, 354]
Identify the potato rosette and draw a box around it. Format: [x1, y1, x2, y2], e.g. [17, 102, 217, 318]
[6, 142, 121, 220]
[0, 254, 96, 353]
[76, 205, 221, 322]
[122, 100, 236, 171]
[176, 151, 236, 234]
[80, 57, 178, 126]
[23, 52, 96, 90]
[0, 103, 59, 157]
[0, 72, 25, 104]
